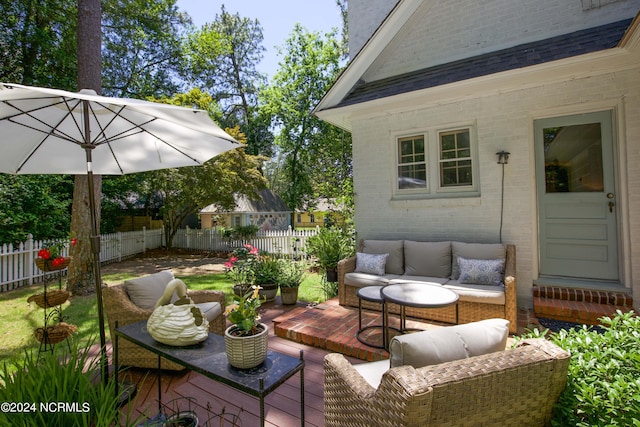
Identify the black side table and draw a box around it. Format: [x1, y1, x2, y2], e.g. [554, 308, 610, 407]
[356, 285, 400, 349]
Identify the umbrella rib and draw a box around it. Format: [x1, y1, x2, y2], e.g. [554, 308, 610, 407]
[2, 98, 84, 173]
[93, 101, 206, 166]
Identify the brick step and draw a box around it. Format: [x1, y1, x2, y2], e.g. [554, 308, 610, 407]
[533, 285, 633, 326]
[533, 296, 632, 326]
[533, 285, 632, 306]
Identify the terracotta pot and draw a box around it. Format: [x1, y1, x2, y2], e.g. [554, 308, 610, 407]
[224, 322, 268, 369]
[280, 286, 299, 305]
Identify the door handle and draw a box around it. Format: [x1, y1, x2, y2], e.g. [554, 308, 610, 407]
[609, 201, 615, 212]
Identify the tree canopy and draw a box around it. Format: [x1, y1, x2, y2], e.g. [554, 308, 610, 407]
[0, 0, 353, 247]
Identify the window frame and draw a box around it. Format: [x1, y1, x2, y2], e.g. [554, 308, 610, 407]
[393, 124, 479, 199]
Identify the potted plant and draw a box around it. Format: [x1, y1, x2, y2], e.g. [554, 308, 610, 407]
[224, 244, 259, 297]
[35, 237, 78, 271]
[278, 259, 307, 305]
[253, 255, 281, 302]
[306, 227, 353, 282]
[224, 285, 268, 369]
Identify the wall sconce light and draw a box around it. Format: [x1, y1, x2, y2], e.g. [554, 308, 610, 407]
[496, 150, 510, 165]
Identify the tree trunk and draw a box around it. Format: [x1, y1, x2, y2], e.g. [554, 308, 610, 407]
[68, 0, 102, 294]
[68, 174, 102, 294]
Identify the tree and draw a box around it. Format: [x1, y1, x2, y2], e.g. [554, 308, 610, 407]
[261, 25, 351, 213]
[0, 0, 78, 90]
[0, 175, 72, 244]
[102, 0, 190, 98]
[182, 6, 273, 158]
[68, 0, 102, 295]
[147, 89, 266, 247]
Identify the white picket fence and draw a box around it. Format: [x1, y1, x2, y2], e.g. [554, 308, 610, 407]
[0, 227, 318, 292]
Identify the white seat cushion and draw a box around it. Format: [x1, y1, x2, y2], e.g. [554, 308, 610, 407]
[353, 359, 390, 388]
[389, 318, 510, 369]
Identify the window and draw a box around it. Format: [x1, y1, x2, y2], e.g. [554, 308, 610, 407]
[439, 129, 472, 188]
[395, 126, 477, 198]
[397, 135, 427, 189]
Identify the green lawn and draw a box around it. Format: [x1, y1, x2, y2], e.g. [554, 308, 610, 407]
[0, 270, 329, 362]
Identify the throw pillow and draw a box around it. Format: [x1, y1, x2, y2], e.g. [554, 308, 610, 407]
[457, 256, 505, 285]
[355, 252, 389, 276]
[124, 270, 176, 310]
[451, 242, 506, 279]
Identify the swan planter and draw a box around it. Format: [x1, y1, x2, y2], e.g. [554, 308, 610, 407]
[147, 279, 209, 346]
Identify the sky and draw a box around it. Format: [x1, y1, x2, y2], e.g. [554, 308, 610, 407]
[175, 0, 344, 78]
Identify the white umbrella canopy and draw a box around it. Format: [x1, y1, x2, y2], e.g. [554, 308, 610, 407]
[0, 83, 239, 174]
[0, 82, 240, 383]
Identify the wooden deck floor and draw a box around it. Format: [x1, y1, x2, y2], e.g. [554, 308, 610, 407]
[113, 298, 535, 426]
[116, 299, 361, 427]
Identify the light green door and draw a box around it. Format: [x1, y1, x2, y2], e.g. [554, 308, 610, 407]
[535, 111, 619, 281]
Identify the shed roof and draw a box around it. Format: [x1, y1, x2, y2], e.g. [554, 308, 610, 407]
[201, 189, 290, 214]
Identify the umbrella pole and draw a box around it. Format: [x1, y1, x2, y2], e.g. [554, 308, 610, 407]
[83, 101, 108, 385]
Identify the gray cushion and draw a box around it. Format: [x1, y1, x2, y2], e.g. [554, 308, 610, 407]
[458, 257, 505, 285]
[390, 276, 449, 285]
[124, 270, 176, 310]
[363, 240, 404, 274]
[344, 272, 400, 288]
[403, 240, 451, 278]
[196, 302, 222, 323]
[444, 282, 506, 305]
[355, 252, 389, 276]
[451, 242, 506, 279]
[389, 318, 510, 368]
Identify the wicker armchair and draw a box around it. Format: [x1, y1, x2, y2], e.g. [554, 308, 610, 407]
[324, 338, 570, 427]
[103, 278, 226, 371]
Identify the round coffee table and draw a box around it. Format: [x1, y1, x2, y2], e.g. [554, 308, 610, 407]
[381, 282, 459, 334]
[356, 286, 400, 349]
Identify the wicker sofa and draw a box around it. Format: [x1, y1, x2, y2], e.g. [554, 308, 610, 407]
[324, 325, 570, 427]
[103, 270, 226, 370]
[338, 240, 517, 333]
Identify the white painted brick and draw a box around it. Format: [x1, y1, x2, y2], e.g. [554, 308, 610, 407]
[351, 68, 640, 307]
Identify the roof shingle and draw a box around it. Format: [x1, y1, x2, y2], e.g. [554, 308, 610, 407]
[337, 19, 632, 107]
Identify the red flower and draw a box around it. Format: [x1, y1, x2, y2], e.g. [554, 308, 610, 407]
[52, 257, 65, 267]
[71, 238, 78, 247]
[244, 244, 259, 255]
[38, 249, 51, 260]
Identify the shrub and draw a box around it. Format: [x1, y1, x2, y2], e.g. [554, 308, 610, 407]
[0, 338, 141, 427]
[522, 310, 640, 426]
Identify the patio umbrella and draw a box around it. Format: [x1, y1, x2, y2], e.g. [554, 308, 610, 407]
[0, 82, 240, 382]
